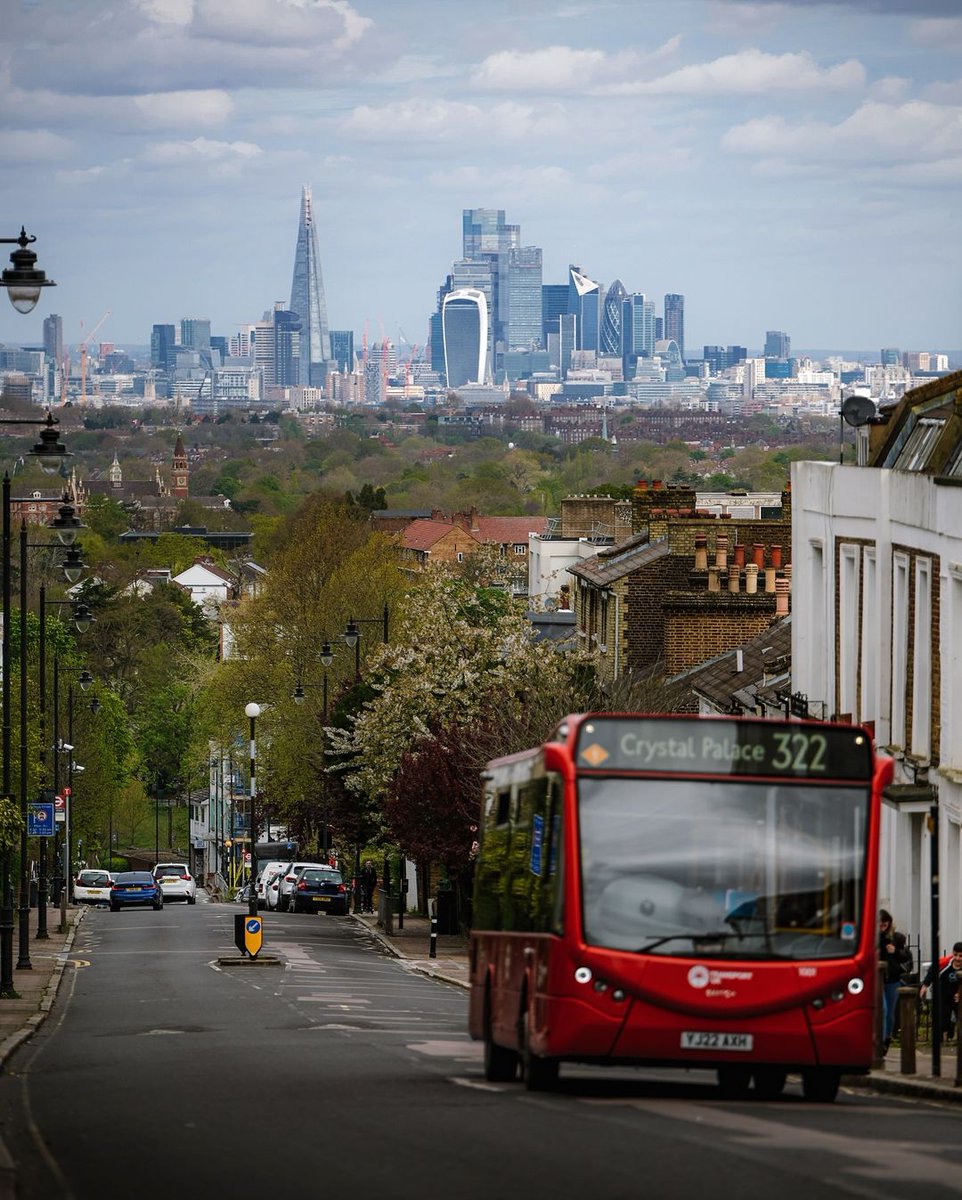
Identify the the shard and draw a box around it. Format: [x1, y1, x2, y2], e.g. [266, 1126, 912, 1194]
[289, 185, 331, 386]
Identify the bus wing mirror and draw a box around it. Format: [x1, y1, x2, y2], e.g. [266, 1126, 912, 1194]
[543, 743, 568, 773]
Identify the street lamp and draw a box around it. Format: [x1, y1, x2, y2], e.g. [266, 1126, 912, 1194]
[1, 416, 70, 996]
[342, 605, 390, 683]
[0, 228, 55, 314]
[245, 703, 261, 918]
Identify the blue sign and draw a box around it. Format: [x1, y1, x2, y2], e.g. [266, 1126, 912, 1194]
[530, 813, 544, 877]
[28, 803, 55, 837]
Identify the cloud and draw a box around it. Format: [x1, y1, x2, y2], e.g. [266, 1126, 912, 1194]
[773, 0, 962, 13]
[722, 100, 962, 170]
[910, 18, 962, 50]
[191, 0, 373, 50]
[0, 130, 76, 164]
[141, 136, 264, 170]
[472, 45, 639, 92]
[608, 49, 866, 96]
[132, 90, 234, 128]
[342, 99, 564, 143]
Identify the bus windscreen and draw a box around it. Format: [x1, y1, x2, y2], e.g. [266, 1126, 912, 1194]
[578, 775, 869, 959]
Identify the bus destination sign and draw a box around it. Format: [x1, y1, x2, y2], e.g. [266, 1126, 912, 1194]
[575, 717, 873, 780]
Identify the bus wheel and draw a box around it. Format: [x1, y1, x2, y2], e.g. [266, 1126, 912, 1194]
[521, 1010, 559, 1092]
[752, 1067, 787, 1099]
[801, 1068, 840, 1103]
[484, 1029, 519, 1082]
[717, 1066, 752, 1097]
[483, 996, 518, 1083]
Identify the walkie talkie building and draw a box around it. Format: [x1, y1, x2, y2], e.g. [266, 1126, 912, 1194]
[442, 289, 488, 388]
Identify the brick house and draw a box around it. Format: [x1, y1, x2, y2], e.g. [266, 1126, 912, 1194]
[399, 508, 548, 593]
[569, 481, 792, 686]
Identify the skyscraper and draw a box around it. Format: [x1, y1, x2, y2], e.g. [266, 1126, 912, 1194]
[43, 313, 63, 365]
[151, 324, 176, 372]
[664, 294, 685, 362]
[442, 289, 488, 388]
[622, 293, 655, 360]
[330, 330, 355, 373]
[600, 281, 627, 356]
[765, 330, 791, 359]
[181, 318, 211, 355]
[289, 185, 331, 387]
[505, 247, 543, 350]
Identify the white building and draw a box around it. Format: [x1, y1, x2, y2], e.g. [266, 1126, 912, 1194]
[792, 370, 962, 952]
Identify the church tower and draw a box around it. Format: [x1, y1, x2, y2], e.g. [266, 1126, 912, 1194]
[171, 432, 189, 499]
[109, 453, 123, 490]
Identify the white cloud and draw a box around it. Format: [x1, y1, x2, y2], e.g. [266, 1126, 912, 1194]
[472, 45, 640, 92]
[141, 136, 264, 166]
[342, 99, 563, 143]
[722, 100, 962, 168]
[133, 90, 234, 128]
[910, 17, 962, 50]
[136, 0, 195, 26]
[607, 49, 866, 96]
[868, 76, 910, 103]
[192, 0, 373, 49]
[0, 130, 76, 164]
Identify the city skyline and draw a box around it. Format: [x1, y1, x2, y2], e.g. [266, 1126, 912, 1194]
[1, 0, 960, 354]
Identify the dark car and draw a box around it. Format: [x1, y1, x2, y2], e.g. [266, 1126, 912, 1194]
[110, 871, 164, 912]
[290, 866, 349, 915]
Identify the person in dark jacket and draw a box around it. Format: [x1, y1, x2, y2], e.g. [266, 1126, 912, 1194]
[921, 942, 962, 1042]
[359, 860, 378, 913]
[879, 910, 912, 1048]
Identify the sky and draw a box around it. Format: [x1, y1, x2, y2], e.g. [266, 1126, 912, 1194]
[1, 0, 961, 358]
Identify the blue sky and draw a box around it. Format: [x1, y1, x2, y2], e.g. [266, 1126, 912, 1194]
[1, 0, 960, 357]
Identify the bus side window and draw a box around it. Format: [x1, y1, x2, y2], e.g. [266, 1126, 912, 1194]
[503, 781, 538, 931]
[543, 776, 564, 935]
[472, 786, 511, 931]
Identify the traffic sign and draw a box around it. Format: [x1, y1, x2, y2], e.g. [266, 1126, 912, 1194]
[28, 803, 55, 837]
[54, 793, 66, 824]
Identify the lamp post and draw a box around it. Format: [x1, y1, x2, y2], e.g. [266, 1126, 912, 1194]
[342, 605, 389, 683]
[1, 415, 68, 997]
[0, 228, 55, 314]
[245, 704, 261, 917]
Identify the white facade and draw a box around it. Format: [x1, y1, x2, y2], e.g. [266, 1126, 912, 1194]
[792, 459, 962, 953]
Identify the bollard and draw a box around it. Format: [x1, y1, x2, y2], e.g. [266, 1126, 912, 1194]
[898, 986, 917, 1076]
[429, 899, 437, 959]
[873, 963, 886, 1068]
[956, 992, 962, 1087]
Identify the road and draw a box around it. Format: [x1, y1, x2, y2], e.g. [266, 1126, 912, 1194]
[1, 899, 960, 1199]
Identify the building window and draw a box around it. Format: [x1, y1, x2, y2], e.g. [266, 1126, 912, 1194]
[911, 557, 932, 760]
[808, 539, 827, 714]
[948, 567, 962, 770]
[513, 544, 526, 556]
[891, 553, 909, 750]
[861, 548, 878, 724]
[838, 544, 859, 719]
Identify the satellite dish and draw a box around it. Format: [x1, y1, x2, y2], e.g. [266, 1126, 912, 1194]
[841, 393, 876, 427]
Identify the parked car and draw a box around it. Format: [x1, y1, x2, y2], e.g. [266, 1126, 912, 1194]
[110, 871, 164, 911]
[255, 861, 290, 910]
[276, 862, 325, 912]
[290, 866, 350, 915]
[152, 863, 197, 904]
[74, 869, 113, 905]
[264, 865, 288, 911]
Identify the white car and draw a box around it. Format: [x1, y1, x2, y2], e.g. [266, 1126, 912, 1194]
[74, 869, 113, 905]
[153, 863, 198, 904]
[276, 862, 325, 912]
[255, 861, 291, 911]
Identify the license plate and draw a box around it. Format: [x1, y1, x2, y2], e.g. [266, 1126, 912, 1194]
[681, 1031, 753, 1051]
[89, 889, 104, 895]
[128, 887, 142, 892]
[313, 896, 330, 903]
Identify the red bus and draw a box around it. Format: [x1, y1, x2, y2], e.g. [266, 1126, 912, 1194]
[468, 713, 894, 1102]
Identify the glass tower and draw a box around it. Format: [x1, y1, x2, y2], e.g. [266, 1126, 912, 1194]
[664, 294, 685, 362]
[506, 247, 543, 350]
[568, 267, 601, 352]
[289, 185, 331, 387]
[600, 280, 627, 356]
[443, 289, 488, 388]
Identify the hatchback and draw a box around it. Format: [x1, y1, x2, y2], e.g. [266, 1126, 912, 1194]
[110, 871, 164, 911]
[153, 863, 197, 904]
[255, 861, 290, 910]
[75, 869, 113, 905]
[290, 866, 349, 915]
[276, 862, 325, 912]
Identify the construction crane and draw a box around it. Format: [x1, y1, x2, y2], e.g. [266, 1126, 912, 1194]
[79, 310, 110, 406]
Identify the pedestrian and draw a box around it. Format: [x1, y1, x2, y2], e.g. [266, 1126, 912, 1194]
[359, 859, 378, 913]
[878, 909, 912, 1049]
[920, 942, 962, 1042]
